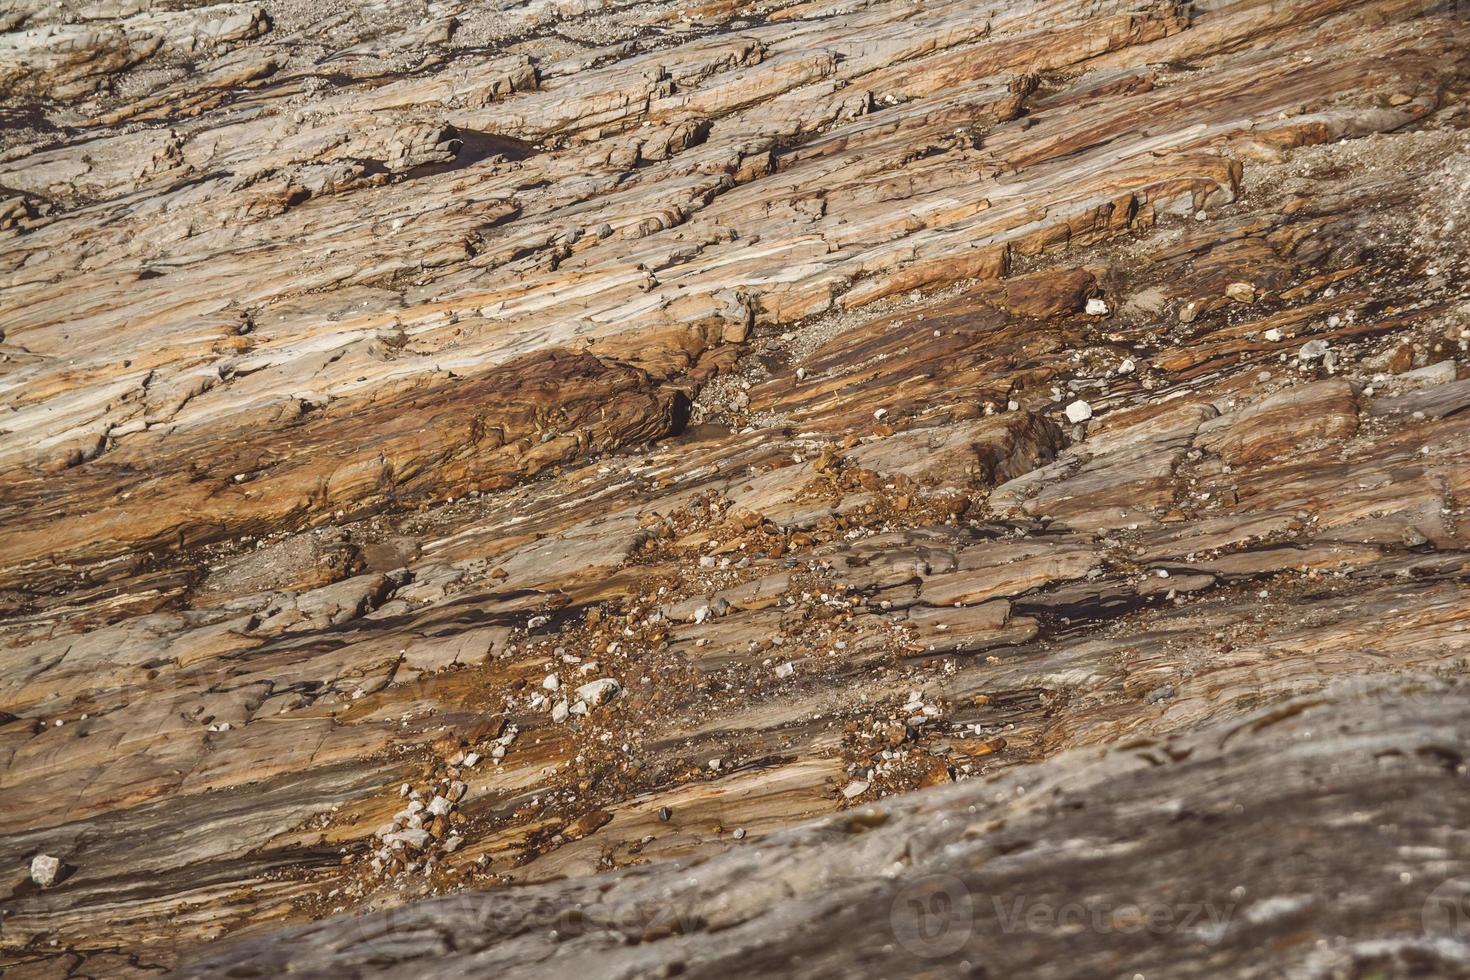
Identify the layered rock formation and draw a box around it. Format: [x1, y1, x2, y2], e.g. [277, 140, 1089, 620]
[1, 0, 1468, 976]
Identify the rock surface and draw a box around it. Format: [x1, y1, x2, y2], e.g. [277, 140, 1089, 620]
[186, 687, 1470, 979]
[1, 0, 1469, 977]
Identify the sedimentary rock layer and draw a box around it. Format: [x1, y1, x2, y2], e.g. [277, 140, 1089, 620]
[1, 0, 1468, 976]
[187, 686, 1470, 979]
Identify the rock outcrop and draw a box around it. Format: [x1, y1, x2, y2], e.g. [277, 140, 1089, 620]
[1, 0, 1468, 976]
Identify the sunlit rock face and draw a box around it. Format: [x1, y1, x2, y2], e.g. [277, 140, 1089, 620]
[2, 1, 1469, 976]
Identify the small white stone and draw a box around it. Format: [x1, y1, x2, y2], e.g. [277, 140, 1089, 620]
[427, 796, 452, 817]
[542, 674, 560, 691]
[576, 678, 621, 707]
[1263, 328, 1283, 342]
[774, 663, 796, 679]
[384, 828, 431, 851]
[1064, 400, 1093, 424]
[842, 780, 870, 799]
[1118, 358, 1135, 375]
[1085, 298, 1110, 316]
[30, 854, 61, 887]
[1298, 339, 1329, 361]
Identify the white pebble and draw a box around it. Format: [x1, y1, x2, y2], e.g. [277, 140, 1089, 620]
[1064, 400, 1093, 424]
[30, 854, 61, 887]
[576, 678, 621, 707]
